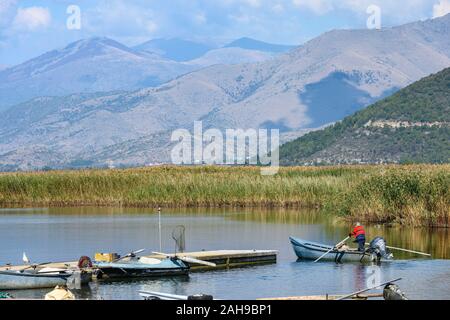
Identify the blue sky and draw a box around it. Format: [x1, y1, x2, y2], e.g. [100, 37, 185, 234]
[1, 0, 449, 65]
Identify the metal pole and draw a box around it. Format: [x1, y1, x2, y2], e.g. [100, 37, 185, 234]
[158, 207, 162, 253]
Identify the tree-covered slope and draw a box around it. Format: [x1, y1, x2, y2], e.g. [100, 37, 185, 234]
[281, 67, 450, 165]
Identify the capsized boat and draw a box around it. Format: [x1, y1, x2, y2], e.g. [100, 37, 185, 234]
[0, 268, 90, 290]
[289, 237, 392, 263]
[95, 256, 190, 279]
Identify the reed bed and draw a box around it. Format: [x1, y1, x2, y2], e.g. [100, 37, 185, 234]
[0, 165, 448, 227]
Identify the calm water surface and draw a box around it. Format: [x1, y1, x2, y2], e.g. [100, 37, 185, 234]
[0, 207, 449, 300]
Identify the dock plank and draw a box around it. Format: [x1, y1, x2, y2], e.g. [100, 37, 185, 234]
[149, 250, 278, 270]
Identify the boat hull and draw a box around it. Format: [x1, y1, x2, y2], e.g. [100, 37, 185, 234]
[97, 267, 189, 279]
[95, 258, 190, 279]
[290, 237, 375, 263]
[0, 271, 70, 290]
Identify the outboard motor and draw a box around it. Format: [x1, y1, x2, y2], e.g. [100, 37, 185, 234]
[369, 237, 393, 262]
[384, 284, 408, 300]
[188, 294, 214, 300]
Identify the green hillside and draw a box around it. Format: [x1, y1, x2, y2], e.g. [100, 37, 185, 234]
[281, 67, 450, 165]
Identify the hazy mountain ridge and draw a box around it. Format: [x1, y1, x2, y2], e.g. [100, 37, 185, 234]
[0, 37, 199, 109]
[189, 47, 276, 66]
[0, 37, 292, 110]
[149, 14, 450, 132]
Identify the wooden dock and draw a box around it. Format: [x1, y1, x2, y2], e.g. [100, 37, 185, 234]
[0, 249, 278, 273]
[150, 250, 278, 271]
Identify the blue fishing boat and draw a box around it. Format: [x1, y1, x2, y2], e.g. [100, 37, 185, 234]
[289, 237, 393, 263]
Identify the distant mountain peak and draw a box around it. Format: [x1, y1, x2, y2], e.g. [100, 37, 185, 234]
[0, 37, 146, 84]
[60, 37, 141, 57]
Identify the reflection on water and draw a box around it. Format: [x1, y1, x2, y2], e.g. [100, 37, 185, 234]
[0, 207, 449, 300]
[228, 208, 450, 259]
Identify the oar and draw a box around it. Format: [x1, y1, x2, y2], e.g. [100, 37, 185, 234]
[19, 262, 53, 272]
[179, 256, 217, 268]
[152, 251, 217, 267]
[314, 237, 350, 263]
[366, 243, 431, 257]
[114, 249, 146, 262]
[336, 278, 402, 300]
[19, 253, 55, 272]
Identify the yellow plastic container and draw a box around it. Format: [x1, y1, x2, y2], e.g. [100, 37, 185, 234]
[94, 253, 119, 262]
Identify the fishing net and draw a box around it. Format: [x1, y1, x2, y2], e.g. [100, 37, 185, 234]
[172, 225, 186, 254]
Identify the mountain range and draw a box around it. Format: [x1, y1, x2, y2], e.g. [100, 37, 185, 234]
[0, 37, 295, 109]
[0, 14, 449, 170]
[280, 67, 450, 165]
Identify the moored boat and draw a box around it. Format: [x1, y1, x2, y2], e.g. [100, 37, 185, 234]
[0, 269, 89, 290]
[95, 256, 190, 279]
[289, 237, 391, 263]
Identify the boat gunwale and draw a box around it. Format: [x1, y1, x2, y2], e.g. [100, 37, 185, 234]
[96, 265, 189, 271]
[0, 270, 71, 279]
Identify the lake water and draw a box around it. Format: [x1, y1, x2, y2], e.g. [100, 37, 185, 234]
[1, 207, 449, 300]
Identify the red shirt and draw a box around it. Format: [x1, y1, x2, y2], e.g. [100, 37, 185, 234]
[352, 225, 366, 238]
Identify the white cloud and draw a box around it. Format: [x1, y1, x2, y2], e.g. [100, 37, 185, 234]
[433, 0, 450, 17]
[245, 0, 262, 7]
[194, 12, 207, 25]
[0, 0, 16, 15]
[0, 0, 17, 27]
[84, 0, 158, 38]
[292, 0, 333, 15]
[221, 0, 262, 7]
[11, 6, 51, 32]
[291, 0, 435, 20]
[272, 3, 285, 13]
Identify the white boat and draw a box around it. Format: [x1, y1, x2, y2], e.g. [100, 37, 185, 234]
[0, 268, 90, 290]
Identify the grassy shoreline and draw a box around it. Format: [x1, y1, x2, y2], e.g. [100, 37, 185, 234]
[0, 165, 448, 227]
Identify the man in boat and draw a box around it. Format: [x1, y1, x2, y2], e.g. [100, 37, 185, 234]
[349, 222, 366, 252]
